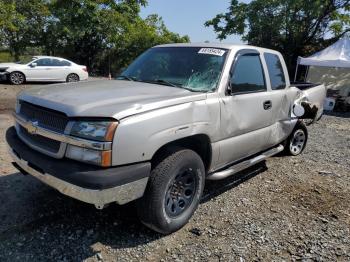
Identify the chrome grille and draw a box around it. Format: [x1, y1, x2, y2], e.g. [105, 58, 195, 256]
[19, 101, 68, 133]
[19, 126, 61, 153]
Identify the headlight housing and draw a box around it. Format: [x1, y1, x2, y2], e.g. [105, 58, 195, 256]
[66, 120, 118, 166]
[70, 120, 118, 141]
[0, 67, 9, 73]
[65, 145, 112, 167]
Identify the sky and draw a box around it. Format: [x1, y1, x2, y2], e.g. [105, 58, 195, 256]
[140, 0, 250, 44]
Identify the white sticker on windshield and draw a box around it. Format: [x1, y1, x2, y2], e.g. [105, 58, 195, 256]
[198, 48, 226, 56]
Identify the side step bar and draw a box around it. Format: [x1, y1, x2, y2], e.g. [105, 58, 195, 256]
[207, 144, 284, 180]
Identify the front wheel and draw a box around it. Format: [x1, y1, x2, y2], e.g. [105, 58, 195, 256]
[284, 122, 308, 156]
[9, 72, 25, 85]
[137, 148, 205, 234]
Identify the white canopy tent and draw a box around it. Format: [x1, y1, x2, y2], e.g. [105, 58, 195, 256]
[295, 36, 350, 82]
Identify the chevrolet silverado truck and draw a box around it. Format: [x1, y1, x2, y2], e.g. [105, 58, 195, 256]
[6, 43, 326, 234]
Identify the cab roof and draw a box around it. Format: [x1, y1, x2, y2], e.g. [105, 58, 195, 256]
[154, 42, 281, 55]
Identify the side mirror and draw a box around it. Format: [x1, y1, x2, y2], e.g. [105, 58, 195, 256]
[30, 63, 37, 68]
[293, 103, 305, 117]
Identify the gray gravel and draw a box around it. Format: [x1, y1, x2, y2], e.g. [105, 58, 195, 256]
[0, 85, 349, 261]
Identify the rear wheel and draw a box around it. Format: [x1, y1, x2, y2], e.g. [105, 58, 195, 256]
[66, 73, 79, 82]
[9, 72, 25, 85]
[137, 148, 205, 234]
[284, 122, 308, 156]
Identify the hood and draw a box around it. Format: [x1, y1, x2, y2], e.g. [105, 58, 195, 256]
[0, 62, 19, 68]
[18, 80, 207, 119]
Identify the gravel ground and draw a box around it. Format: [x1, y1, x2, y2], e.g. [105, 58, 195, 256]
[0, 82, 349, 261]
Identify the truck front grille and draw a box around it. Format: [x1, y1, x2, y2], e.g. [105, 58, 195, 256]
[19, 101, 69, 133]
[19, 126, 61, 153]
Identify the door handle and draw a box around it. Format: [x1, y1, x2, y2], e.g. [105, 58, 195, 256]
[263, 100, 272, 110]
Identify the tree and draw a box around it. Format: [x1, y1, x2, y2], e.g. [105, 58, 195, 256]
[205, 0, 350, 75]
[0, 0, 189, 74]
[0, 0, 50, 60]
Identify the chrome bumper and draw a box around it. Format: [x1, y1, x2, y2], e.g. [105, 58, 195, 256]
[9, 148, 148, 209]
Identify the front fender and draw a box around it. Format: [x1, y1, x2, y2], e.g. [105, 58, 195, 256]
[112, 99, 219, 166]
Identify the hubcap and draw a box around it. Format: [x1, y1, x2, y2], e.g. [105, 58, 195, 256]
[164, 168, 197, 217]
[290, 129, 306, 155]
[10, 73, 24, 84]
[67, 74, 79, 82]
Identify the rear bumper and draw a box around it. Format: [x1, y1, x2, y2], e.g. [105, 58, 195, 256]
[6, 126, 150, 208]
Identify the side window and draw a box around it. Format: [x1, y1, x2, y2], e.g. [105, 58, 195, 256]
[35, 58, 51, 66]
[60, 60, 71, 66]
[229, 54, 266, 94]
[51, 59, 71, 66]
[264, 53, 286, 90]
[51, 59, 62, 66]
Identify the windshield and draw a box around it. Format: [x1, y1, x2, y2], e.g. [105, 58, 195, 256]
[119, 47, 228, 92]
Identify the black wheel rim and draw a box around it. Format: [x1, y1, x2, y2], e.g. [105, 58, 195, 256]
[164, 168, 198, 218]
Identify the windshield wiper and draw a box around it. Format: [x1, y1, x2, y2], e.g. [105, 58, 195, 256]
[142, 79, 180, 88]
[143, 79, 208, 93]
[117, 75, 136, 81]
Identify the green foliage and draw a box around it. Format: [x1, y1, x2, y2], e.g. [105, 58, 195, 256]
[0, 0, 189, 75]
[205, 0, 350, 73]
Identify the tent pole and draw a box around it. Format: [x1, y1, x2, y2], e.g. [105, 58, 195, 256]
[305, 66, 310, 81]
[294, 63, 299, 82]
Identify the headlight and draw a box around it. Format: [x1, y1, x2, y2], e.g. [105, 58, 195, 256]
[0, 67, 9, 72]
[70, 121, 118, 141]
[66, 145, 111, 167]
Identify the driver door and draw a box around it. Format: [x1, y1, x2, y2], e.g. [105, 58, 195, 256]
[25, 58, 52, 81]
[218, 50, 273, 168]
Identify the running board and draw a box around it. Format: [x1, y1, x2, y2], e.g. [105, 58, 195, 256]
[207, 144, 284, 180]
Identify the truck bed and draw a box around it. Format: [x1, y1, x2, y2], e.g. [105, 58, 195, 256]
[291, 82, 320, 90]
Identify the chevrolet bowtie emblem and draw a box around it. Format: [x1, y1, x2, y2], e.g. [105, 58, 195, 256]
[27, 120, 39, 134]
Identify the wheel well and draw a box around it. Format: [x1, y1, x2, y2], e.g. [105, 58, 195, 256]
[10, 71, 26, 79]
[67, 73, 79, 80]
[151, 134, 212, 172]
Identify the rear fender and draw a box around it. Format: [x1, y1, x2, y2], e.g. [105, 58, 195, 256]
[293, 84, 326, 123]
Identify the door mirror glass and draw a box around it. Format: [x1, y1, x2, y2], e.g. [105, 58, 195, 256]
[293, 103, 305, 117]
[30, 62, 37, 68]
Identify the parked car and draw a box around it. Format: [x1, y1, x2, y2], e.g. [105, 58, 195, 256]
[0, 56, 88, 85]
[6, 43, 326, 234]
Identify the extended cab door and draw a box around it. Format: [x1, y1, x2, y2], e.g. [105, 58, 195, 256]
[217, 49, 275, 168]
[262, 52, 295, 146]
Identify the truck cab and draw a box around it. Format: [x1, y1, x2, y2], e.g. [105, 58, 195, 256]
[6, 43, 326, 234]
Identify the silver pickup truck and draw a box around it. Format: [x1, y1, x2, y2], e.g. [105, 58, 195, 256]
[6, 43, 326, 234]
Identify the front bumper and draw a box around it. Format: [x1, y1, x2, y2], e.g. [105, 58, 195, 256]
[6, 127, 150, 208]
[0, 72, 8, 81]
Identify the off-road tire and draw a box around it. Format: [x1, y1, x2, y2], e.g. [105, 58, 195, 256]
[137, 148, 205, 234]
[283, 121, 308, 156]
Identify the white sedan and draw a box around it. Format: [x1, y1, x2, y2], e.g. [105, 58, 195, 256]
[0, 56, 89, 85]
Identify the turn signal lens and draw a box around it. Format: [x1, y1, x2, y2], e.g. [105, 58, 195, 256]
[105, 122, 118, 141]
[101, 150, 112, 167]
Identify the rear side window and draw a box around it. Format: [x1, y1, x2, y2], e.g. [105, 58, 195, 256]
[264, 53, 286, 90]
[230, 54, 266, 94]
[35, 58, 51, 66]
[60, 60, 71, 66]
